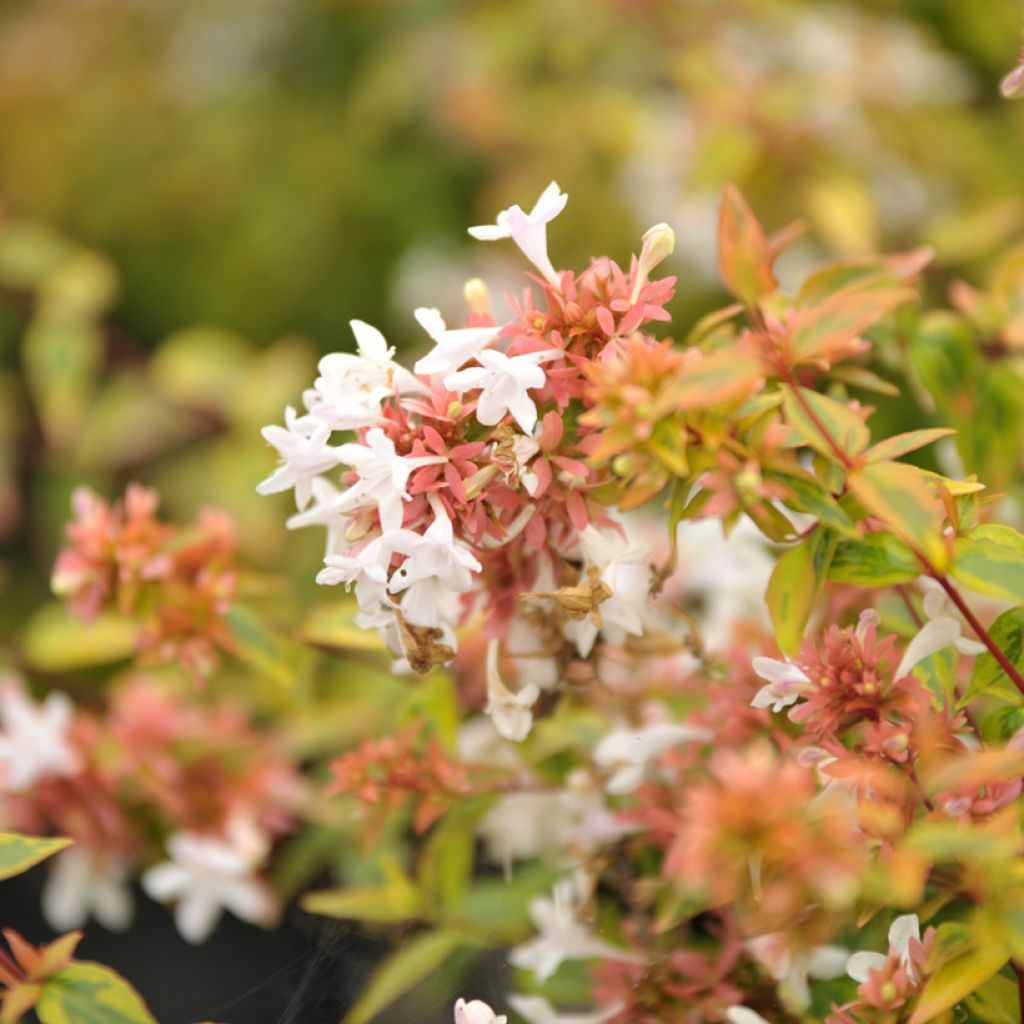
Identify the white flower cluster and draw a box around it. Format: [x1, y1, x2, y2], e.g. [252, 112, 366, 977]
[257, 184, 570, 670]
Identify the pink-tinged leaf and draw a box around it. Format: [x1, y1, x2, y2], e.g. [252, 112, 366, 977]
[670, 351, 762, 410]
[718, 184, 778, 307]
[864, 428, 956, 463]
[790, 285, 916, 365]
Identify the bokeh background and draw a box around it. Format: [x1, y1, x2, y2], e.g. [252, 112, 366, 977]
[2, 0, 1024, 1021]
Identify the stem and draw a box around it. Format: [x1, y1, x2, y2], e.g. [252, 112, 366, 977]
[933, 574, 1024, 700]
[785, 378, 855, 470]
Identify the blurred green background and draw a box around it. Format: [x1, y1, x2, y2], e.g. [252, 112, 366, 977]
[2, 1, 1024, 1019]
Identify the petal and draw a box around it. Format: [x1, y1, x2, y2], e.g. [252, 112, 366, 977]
[846, 951, 887, 984]
[176, 895, 222, 945]
[896, 617, 960, 678]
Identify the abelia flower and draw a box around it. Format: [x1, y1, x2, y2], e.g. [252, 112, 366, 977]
[469, 181, 568, 286]
[42, 849, 133, 933]
[484, 639, 540, 742]
[592, 721, 712, 794]
[510, 878, 633, 982]
[257, 405, 344, 509]
[445, 349, 554, 434]
[0, 680, 80, 792]
[335, 427, 445, 533]
[414, 307, 504, 377]
[305, 319, 422, 430]
[141, 823, 276, 944]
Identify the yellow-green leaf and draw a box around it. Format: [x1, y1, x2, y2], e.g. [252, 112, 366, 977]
[35, 963, 156, 1024]
[766, 536, 831, 655]
[864, 428, 957, 464]
[21, 604, 138, 673]
[848, 461, 946, 570]
[953, 529, 1024, 604]
[827, 533, 920, 586]
[909, 941, 1009, 1024]
[342, 930, 465, 1024]
[0, 833, 72, 881]
[781, 385, 870, 463]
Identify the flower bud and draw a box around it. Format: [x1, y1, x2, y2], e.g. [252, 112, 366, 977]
[454, 998, 507, 1024]
[630, 222, 676, 302]
[463, 277, 491, 316]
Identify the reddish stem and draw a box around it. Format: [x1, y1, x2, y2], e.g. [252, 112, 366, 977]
[932, 574, 1024, 700]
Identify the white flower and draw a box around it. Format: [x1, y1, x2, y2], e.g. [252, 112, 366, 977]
[593, 721, 712, 794]
[385, 501, 483, 628]
[507, 995, 617, 1024]
[454, 998, 507, 1024]
[747, 933, 849, 1012]
[256, 406, 345, 510]
[286, 477, 349, 556]
[847, 914, 921, 985]
[305, 320, 422, 431]
[895, 589, 986, 679]
[484, 639, 540, 742]
[510, 878, 631, 982]
[333, 427, 443, 533]
[413, 308, 504, 377]
[725, 1009, 771, 1024]
[0, 680, 80, 792]
[563, 526, 653, 658]
[316, 536, 393, 628]
[141, 826, 276, 944]
[445, 349, 553, 434]
[468, 181, 569, 286]
[751, 657, 813, 713]
[42, 849, 133, 933]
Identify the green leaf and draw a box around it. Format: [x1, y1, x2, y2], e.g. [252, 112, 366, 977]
[827, 533, 920, 586]
[0, 833, 73, 881]
[21, 604, 138, 673]
[35, 963, 156, 1024]
[770, 471, 859, 537]
[767, 534, 833, 655]
[953, 528, 1024, 604]
[848, 460, 946, 569]
[967, 607, 1024, 706]
[342, 929, 465, 1024]
[225, 604, 294, 686]
[781, 385, 870, 463]
[302, 855, 421, 924]
[909, 940, 1009, 1024]
[963, 971, 1020, 1024]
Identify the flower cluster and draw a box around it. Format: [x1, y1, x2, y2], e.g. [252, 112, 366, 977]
[52, 484, 237, 680]
[259, 183, 679, 723]
[0, 675, 298, 944]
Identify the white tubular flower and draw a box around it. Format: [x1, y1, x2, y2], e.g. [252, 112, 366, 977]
[484, 639, 540, 743]
[334, 427, 443, 533]
[454, 998, 507, 1024]
[413, 307, 504, 377]
[316, 536, 393, 629]
[0, 680, 80, 792]
[751, 657, 813, 713]
[593, 722, 712, 795]
[257, 406, 345, 510]
[468, 181, 569, 286]
[510, 878, 632, 982]
[42, 849, 133, 933]
[445, 349, 554, 434]
[563, 526, 653, 658]
[747, 932, 849, 1012]
[141, 826, 276, 945]
[508, 995, 617, 1024]
[385, 499, 483, 628]
[286, 477, 348, 556]
[847, 914, 921, 985]
[305, 320, 422, 431]
[895, 588, 986, 679]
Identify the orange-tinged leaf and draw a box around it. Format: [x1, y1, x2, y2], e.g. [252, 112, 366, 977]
[718, 184, 777, 307]
[781, 385, 871, 463]
[865, 428, 957, 463]
[669, 350, 762, 409]
[922, 749, 1024, 794]
[790, 285, 916, 365]
[848, 461, 947, 570]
